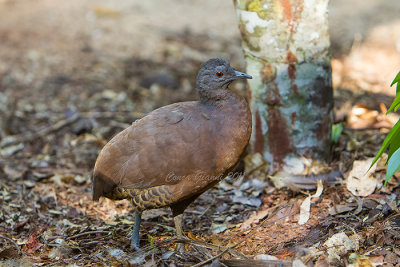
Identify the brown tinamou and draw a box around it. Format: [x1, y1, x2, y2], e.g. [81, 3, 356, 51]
[92, 58, 252, 250]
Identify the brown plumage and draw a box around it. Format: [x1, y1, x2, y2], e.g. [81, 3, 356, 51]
[92, 58, 252, 250]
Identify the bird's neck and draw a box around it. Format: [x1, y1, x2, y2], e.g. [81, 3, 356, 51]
[198, 87, 251, 122]
[198, 85, 231, 104]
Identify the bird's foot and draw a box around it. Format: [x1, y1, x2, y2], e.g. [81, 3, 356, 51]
[176, 242, 185, 254]
[175, 235, 190, 253]
[131, 240, 140, 251]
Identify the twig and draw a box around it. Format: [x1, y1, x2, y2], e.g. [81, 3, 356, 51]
[232, 212, 288, 250]
[191, 246, 230, 267]
[149, 237, 230, 252]
[66, 230, 110, 240]
[0, 111, 144, 148]
[190, 207, 291, 266]
[144, 208, 289, 266]
[0, 235, 21, 255]
[245, 162, 269, 177]
[191, 244, 213, 260]
[220, 204, 286, 243]
[80, 241, 100, 247]
[1, 113, 80, 148]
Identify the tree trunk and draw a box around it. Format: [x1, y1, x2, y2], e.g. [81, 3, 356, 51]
[234, 0, 333, 173]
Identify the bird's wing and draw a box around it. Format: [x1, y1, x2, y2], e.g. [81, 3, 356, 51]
[93, 101, 218, 198]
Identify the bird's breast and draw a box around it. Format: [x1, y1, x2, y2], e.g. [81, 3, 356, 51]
[200, 96, 252, 174]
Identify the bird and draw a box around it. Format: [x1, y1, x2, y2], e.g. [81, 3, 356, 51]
[92, 58, 252, 250]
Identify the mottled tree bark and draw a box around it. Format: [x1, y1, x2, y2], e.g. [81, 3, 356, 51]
[234, 0, 333, 173]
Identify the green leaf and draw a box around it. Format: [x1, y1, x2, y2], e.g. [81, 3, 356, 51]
[331, 123, 343, 143]
[386, 95, 400, 114]
[386, 72, 400, 113]
[389, 129, 400, 160]
[386, 147, 400, 184]
[370, 119, 400, 170]
[391, 71, 400, 87]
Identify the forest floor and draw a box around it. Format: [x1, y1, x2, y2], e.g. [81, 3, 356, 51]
[1, 0, 400, 266]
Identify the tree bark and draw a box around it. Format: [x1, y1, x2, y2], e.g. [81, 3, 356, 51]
[234, 0, 333, 173]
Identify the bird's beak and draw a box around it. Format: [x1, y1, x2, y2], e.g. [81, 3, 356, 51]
[233, 70, 252, 79]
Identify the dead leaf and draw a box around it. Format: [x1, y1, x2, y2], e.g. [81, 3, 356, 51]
[210, 223, 228, 234]
[253, 254, 279, 260]
[0, 143, 24, 157]
[3, 166, 23, 180]
[293, 260, 307, 267]
[324, 233, 359, 263]
[328, 203, 357, 216]
[346, 158, 377, 197]
[298, 180, 323, 225]
[348, 104, 379, 129]
[240, 208, 269, 230]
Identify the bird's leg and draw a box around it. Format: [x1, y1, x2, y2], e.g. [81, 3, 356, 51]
[173, 213, 185, 252]
[131, 211, 142, 250]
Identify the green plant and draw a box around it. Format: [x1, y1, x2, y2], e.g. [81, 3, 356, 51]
[371, 71, 400, 184]
[331, 123, 344, 143]
[149, 235, 154, 249]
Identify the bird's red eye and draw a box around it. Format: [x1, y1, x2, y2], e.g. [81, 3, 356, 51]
[216, 72, 223, 78]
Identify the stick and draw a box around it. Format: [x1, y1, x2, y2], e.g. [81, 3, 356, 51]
[1, 113, 80, 148]
[190, 206, 292, 266]
[0, 235, 21, 255]
[66, 230, 110, 240]
[0, 111, 144, 148]
[191, 246, 230, 267]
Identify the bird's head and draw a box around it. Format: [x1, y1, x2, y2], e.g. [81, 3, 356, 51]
[196, 58, 252, 92]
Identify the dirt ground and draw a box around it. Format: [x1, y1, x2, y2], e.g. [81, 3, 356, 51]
[1, 0, 400, 266]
